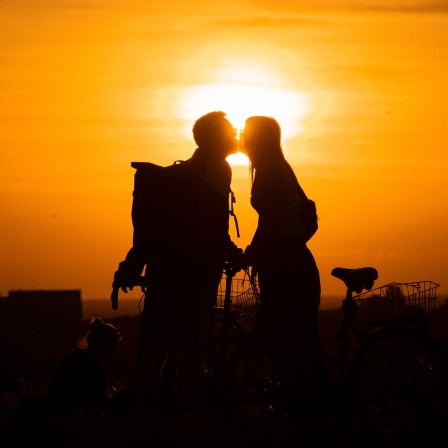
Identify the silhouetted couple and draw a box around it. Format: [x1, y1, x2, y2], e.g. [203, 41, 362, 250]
[113, 112, 330, 445]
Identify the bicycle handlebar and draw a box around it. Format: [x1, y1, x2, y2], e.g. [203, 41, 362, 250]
[111, 262, 251, 310]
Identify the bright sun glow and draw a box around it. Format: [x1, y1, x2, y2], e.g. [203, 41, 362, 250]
[176, 65, 310, 165]
[227, 152, 249, 166]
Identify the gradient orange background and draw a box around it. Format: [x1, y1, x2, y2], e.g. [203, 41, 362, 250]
[1, 1, 447, 308]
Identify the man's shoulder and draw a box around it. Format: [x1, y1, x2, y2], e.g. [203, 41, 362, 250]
[205, 157, 232, 175]
[186, 155, 231, 171]
[187, 156, 231, 184]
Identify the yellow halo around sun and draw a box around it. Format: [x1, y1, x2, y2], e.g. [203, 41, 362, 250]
[176, 66, 310, 166]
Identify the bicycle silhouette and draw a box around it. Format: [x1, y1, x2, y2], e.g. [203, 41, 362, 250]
[200, 264, 448, 447]
[112, 264, 448, 446]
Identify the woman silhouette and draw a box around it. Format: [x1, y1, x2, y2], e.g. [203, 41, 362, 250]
[241, 115, 330, 428]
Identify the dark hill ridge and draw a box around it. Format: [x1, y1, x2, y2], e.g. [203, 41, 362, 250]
[82, 294, 448, 321]
[81, 296, 354, 321]
[83, 298, 143, 320]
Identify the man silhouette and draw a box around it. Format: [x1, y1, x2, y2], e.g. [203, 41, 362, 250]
[112, 111, 242, 444]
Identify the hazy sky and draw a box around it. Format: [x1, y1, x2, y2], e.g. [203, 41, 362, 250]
[1, 0, 447, 307]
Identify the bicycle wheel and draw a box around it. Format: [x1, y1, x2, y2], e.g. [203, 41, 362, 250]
[348, 325, 448, 445]
[226, 330, 288, 432]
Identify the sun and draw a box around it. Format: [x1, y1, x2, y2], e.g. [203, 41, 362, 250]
[176, 65, 310, 166]
[227, 151, 249, 166]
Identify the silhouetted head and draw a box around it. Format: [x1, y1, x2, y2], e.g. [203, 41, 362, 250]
[81, 317, 122, 361]
[192, 111, 238, 158]
[241, 116, 284, 167]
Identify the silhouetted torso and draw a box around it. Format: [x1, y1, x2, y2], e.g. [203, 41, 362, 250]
[249, 160, 306, 268]
[46, 348, 107, 415]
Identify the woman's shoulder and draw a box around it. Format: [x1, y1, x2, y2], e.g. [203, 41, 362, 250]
[57, 347, 82, 361]
[56, 347, 96, 367]
[258, 158, 288, 172]
[256, 160, 293, 183]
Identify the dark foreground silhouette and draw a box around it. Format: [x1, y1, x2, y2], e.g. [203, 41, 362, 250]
[2, 302, 448, 447]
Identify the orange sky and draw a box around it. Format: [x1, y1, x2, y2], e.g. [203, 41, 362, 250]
[1, 1, 447, 307]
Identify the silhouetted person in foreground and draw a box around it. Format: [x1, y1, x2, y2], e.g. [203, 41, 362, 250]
[241, 116, 331, 437]
[45, 317, 129, 446]
[113, 111, 242, 445]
